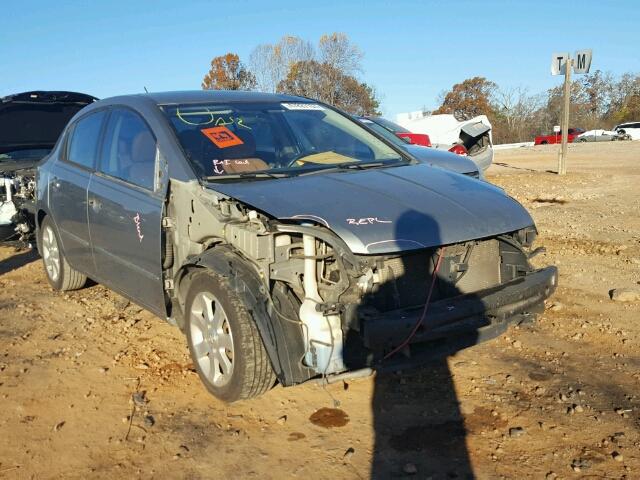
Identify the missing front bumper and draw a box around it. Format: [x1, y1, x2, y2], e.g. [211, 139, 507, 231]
[360, 266, 557, 352]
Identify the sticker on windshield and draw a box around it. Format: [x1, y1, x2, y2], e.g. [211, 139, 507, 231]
[281, 103, 325, 111]
[201, 126, 244, 148]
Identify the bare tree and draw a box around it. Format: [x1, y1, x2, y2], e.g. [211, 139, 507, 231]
[492, 86, 542, 142]
[318, 32, 363, 76]
[249, 36, 314, 92]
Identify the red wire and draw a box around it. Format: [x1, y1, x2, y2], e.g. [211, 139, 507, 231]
[383, 246, 446, 361]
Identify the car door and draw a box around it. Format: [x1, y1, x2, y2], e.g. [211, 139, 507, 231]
[595, 130, 604, 142]
[88, 107, 167, 317]
[49, 109, 108, 275]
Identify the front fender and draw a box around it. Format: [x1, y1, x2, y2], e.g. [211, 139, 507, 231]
[177, 246, 313, 386]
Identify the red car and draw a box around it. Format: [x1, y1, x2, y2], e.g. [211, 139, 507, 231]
[534, 128, 585, 145]
[364, 116, 432, 147]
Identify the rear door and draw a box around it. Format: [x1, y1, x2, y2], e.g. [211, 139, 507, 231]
[88, 107, 167, 317]
[49, 109, 108, 275]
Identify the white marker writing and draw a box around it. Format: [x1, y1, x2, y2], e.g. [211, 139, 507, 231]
[346, 217, 393, 226]
[212, 158, 251, 174]
[133, 213, 144, 242]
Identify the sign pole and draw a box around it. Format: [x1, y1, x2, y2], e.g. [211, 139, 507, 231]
[558, 56, 571, 175]
[551, 49, 591, 175]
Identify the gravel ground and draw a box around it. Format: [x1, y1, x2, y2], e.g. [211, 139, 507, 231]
[1, 141, 639, 479]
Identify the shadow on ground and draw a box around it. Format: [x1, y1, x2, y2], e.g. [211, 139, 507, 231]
[344, 210, 489, 479]
[0, 248, 38, 276]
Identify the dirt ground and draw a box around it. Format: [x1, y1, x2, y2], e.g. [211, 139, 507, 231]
[1, 141, 639, 479]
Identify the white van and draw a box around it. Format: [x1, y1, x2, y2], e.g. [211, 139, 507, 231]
[614, 122, 640, 140]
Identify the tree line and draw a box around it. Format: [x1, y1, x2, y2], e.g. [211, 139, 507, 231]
[432, 73, 640, 143]
[202, 34, 640, 144]
[202, 33, 380, 116]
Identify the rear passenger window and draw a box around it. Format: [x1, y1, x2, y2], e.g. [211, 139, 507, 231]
[99, 109, 157, 190]
[66, 110, 107, 169]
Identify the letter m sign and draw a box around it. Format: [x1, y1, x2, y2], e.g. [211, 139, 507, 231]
[573, 49, 592, 74]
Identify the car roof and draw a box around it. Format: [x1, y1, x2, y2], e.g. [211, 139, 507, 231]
[100, 90, 312, 106]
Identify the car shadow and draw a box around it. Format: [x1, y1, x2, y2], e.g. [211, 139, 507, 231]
[343, 210, 490, 479]
[0, 248, 38, 276]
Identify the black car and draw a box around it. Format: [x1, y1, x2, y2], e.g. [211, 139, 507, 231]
[0, 91, 97, 243]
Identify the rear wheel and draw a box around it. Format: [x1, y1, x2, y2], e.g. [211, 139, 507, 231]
[39, 217, 87, 291]
[185, 270, 275, 402]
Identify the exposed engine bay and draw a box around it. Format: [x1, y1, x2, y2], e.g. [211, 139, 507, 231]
[0, 90, 97, 244]
[0, 168, 36, 243]
[167, 180, 555, 385]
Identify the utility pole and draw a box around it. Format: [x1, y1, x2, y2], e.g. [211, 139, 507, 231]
[558, 56, 572, 176]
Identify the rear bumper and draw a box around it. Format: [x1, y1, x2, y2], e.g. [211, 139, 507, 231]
[361, 266, 557, 354]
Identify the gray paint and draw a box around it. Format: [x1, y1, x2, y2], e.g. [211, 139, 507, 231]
[87, 173, 166, 316]
[48, 160, 95, 273]
[36, 91, 534, 319]
[209, 163, 533, 255]
[401, 144, 479, 176]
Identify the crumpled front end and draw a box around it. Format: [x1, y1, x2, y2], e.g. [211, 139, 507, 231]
[261, 219, 556, 377]
[172, 173, 556, 385]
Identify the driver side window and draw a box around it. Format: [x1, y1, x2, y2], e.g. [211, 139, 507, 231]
[99, 109, 157, 190]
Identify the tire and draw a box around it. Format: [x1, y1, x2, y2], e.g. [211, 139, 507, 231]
[578, 138, 587, 142]
[540, 141, 548, 145]
[39, 217, 87, 291]
[185, 270, 275, 402]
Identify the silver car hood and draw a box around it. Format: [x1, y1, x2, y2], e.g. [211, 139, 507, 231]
[402, 144, 479, 175]
[209, 164, 533, 254]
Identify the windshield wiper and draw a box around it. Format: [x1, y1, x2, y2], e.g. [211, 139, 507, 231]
[297, 160, 402, 177]
[203, 171, 290, 181]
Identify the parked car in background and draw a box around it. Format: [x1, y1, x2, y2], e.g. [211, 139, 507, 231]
[576, 129, 628, 142]
[0, 91, 97, 243]
[36, 90, 556, 402]
[363, 116, 431, 146]
[355, 116, 481, 178]
[614, 122, 640, 140]
[395, 113, 494, 173]
[534, 128, 585, 145]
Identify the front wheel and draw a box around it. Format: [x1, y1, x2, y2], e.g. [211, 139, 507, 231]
[185, 270, 275, 402]
[39, 217, 87, 291]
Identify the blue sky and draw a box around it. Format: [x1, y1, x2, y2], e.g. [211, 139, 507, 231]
[2, 0, 639, 118]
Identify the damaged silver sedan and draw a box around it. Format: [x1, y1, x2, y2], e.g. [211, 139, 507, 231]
[36, 91, 557, 402]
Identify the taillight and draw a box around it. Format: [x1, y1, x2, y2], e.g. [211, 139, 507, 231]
[449, 144, 468, 156]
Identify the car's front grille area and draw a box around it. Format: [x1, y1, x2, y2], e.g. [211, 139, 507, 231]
[358, 239, 503, 312]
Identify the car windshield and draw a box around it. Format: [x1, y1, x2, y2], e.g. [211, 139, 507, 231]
[0, 148, 51, 163]
[161, 102, 406, 180]
[358, 118, 410, 147]
[368, 117, 409, 134]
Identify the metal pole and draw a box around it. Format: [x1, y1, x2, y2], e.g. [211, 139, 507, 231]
[557, 56, 572, 175]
